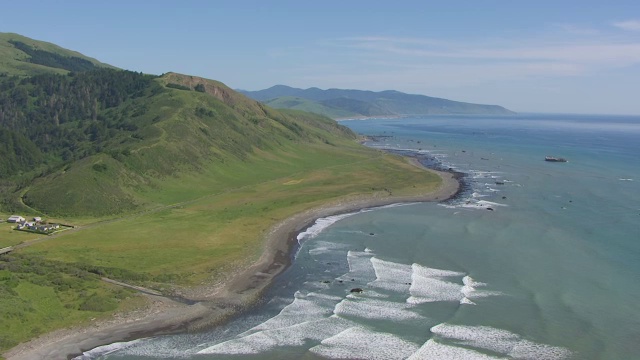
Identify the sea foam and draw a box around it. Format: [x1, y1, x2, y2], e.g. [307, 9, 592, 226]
[297, 213, 357, 242]
[430, 323, 572, 359]
[334, 297, 424, 322]
[246, 291, 341, 333]
[309, 327, 419, 360]
[408, 339, 503, 360]
[368, 257, 413, 293]
[72, 339, 143, 360]
[198, 316, 355, 355]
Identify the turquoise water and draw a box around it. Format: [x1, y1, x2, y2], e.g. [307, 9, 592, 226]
[81, 114, 640, 360]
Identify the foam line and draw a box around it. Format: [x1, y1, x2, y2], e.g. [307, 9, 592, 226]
[407, 277, 463, 304]
[201, 317, 354, 355]
[73, 339, 142, 359]
[297, 213, 356, 241]
[460, 297, 476, 305]
[408, 339, 504, 360]
[334, 297, 425, 322]
[413, 263, 465, 278]
[246, 291, 341, 333]
[309, 327, 419, 360]
[430, 324, 571, 359]
[368, 257, 413, 293]
[509, 339, 573, 360]
[408, 263, 465, 304]
[337, 250, 376, 282]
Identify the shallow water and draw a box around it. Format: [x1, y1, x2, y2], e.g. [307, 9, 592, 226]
[81, 113, 640, 360]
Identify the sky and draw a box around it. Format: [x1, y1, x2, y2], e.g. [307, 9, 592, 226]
[2, 0, 640, 114]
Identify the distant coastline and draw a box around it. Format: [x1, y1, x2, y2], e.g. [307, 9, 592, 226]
[5, 154, 460, 360]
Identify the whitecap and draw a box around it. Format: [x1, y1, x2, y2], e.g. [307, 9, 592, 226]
[334, 297, 424, 322]
[199, 316, 355, 355]
[460, 297, 477, 305]
[368, 257, 413, 293]
[430, 324, 571, 359]
[337, 250, 376, 282]
[73, 339, 143, 359]
[246, 291, 341, 333]
[309, 327, 419, 360]
[408, 339, 504, 360]
[413, 263, 465, 278]
[407, 275, 463, 304]
[297, 213, 357, 242]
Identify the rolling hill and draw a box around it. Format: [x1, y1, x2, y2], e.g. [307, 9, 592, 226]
[239, 85, 514, 118]
[0, 34, 447, 353]
[0, 69, 358, 216]
[0, 32, 114, 76]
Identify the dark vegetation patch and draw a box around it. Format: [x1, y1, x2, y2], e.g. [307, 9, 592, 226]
[166, 83, 191, 91]
[10, 40, 96, 72]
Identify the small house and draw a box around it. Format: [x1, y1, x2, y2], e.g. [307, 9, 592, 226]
[7, 215, 25, 223]
[33, 217, 42, 223]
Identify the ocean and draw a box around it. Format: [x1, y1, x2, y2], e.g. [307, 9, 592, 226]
[80, 113, 640, 360]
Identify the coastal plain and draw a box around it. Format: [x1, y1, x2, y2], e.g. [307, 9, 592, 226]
[0, 32, 464, 359]
[2, 143, 452, 359]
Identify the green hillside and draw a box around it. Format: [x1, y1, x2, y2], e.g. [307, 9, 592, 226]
[0, 35, 445, 353]
[0, 69, 359, 216]
[0, 32, 114, 76]
[240, 85, 515, 118]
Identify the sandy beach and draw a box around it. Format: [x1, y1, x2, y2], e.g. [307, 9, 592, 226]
[4, 167, 459, 360]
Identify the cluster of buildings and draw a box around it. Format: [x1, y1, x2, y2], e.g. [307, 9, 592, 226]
[7, 215, 60, 233]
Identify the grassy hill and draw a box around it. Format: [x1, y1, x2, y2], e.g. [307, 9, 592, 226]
[240, 85, 515, 118]
[14, 72, 362, 217]
[263, 96, 360, 119]
[0, 32, 113, 76]
[0, 35, 445, 353]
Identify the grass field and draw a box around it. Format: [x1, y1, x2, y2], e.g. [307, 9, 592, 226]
[1, 140, 442, 353]
[0, 220, 42, 248]
[22, 144, 440, 284]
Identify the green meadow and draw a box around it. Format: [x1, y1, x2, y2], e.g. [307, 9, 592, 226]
[1, 130, 441, 353]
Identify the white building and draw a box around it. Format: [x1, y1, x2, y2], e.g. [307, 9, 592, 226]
[7, 215, 25, 223]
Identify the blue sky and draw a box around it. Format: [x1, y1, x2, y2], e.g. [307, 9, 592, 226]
[2, 1, 640, 114]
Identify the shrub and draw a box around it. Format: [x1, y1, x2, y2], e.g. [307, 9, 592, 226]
[79, 293, 118, 312]
[92, 163, 108, 172]
[166, 83, 191, 91]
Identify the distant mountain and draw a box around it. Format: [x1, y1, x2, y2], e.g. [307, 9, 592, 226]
[239, 85, 514, 118]
[0, 32, 115, 76]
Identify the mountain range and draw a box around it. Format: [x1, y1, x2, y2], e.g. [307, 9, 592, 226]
[239, 85, 514, 118]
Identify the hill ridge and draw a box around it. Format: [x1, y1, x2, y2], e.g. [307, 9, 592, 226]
[0, 32, 115, 76]
[239, 85, 514, 118]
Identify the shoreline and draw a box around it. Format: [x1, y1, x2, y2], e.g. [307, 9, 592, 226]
[4, 165, 460, 360]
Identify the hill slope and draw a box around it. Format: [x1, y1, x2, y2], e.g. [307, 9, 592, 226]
[240, 85, 514, 118]
[0, 35, 448, 353]
[0, 70, 357, 216]
[0, 32, 114, 76]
